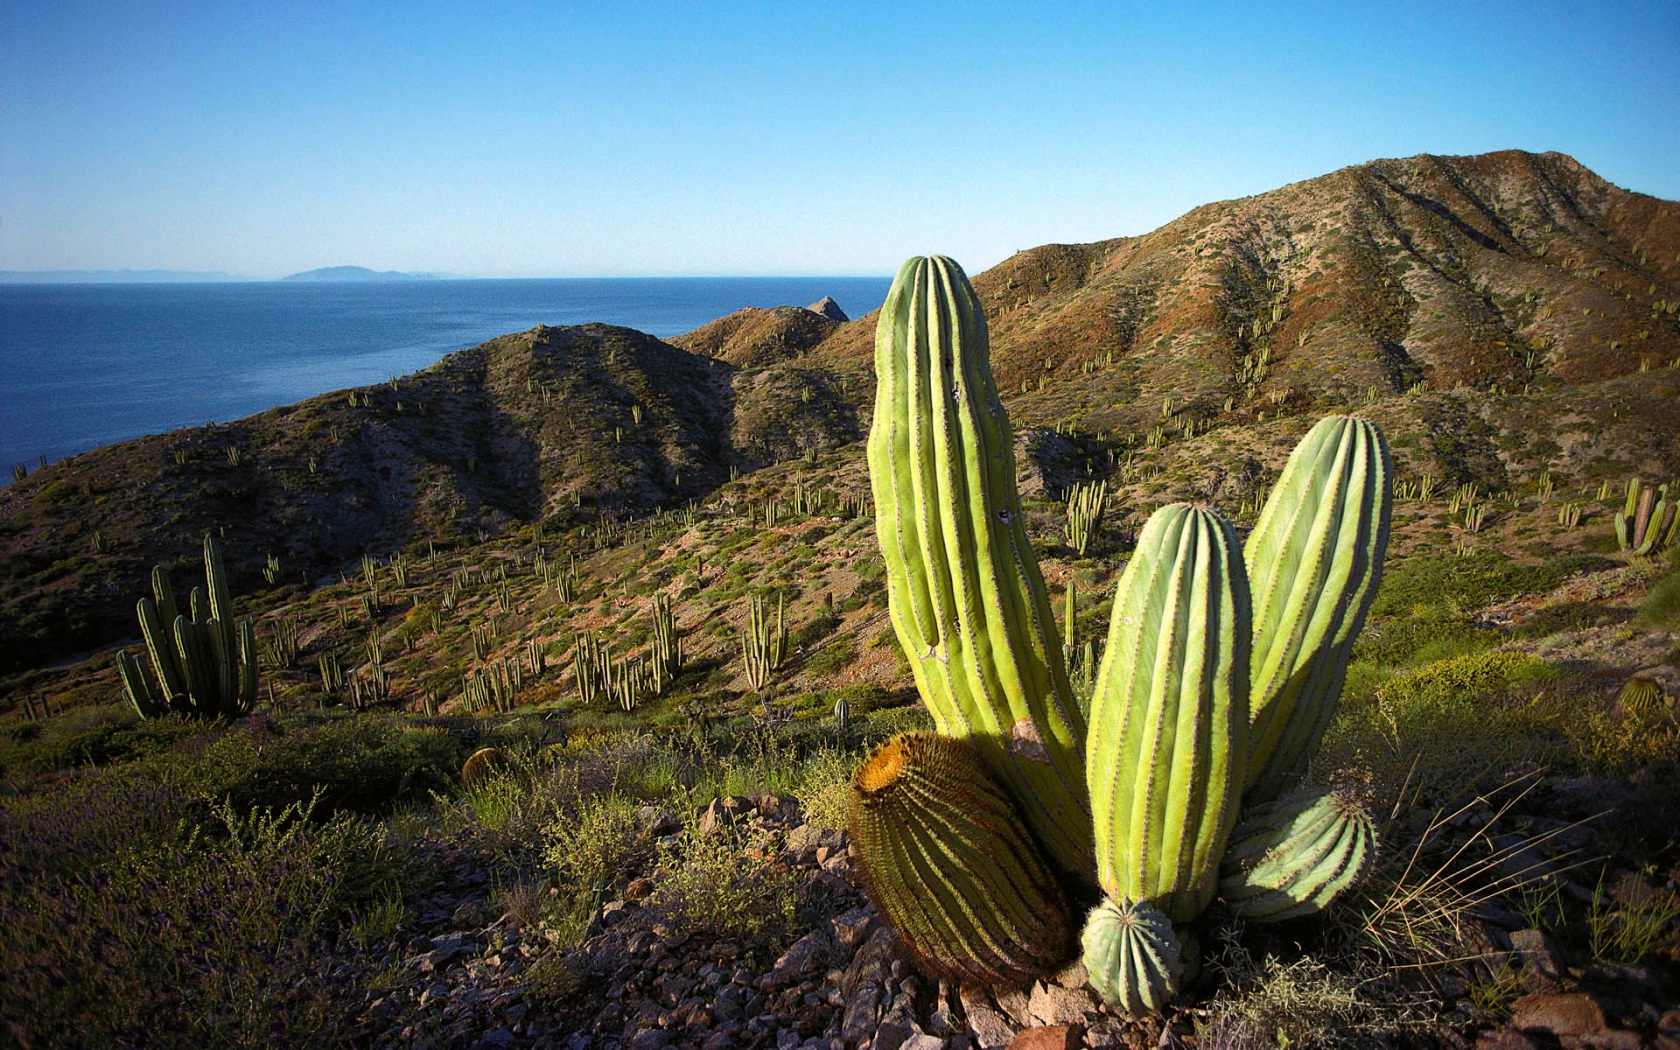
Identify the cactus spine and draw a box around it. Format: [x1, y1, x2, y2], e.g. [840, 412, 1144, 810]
[1080, 897, 1181, 1016]
[1242, 416, 1392, 804]
[867, 255, 1092, 879]
[1087, 503, 1249, 923]
[118, 535, 257, 719]
[848, 732, 1070, 984]
[1218, 787, 1376, 921]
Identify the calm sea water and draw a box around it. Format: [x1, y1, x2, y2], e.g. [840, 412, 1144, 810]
[0, 277, 890, 475]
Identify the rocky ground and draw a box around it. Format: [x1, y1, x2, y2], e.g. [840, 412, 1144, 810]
[336, 772, 1680, 1050]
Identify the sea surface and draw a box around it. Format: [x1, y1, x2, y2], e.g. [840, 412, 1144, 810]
[0, 277, 891, 475]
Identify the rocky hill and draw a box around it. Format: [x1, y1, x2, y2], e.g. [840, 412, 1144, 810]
[1, 148, 1676, 677]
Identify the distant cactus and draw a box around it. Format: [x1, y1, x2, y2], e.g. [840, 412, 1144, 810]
[1065, 480, 1107, 556]
[461, 746, 509, 789]
[650, 593, 683, 691]
[117, 535, 257, 720]
[1615, 480, 1677, 554]
[741, 593, 786, 692]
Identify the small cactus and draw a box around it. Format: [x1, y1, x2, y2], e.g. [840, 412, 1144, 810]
[1080, 897, 1181, 1015]
[461, 746, 509, 789]
[1218, 787, 1376, 922]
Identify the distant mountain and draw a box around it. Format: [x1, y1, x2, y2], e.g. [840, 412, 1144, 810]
[279, 266, 449, 282]
[0, 269, 251, 284]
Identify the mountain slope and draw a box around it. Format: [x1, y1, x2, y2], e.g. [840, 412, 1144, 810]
[1, 149, 1676, 677]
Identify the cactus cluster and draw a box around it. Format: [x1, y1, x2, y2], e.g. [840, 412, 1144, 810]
[855, 256, 1392, 1015]
[1065, 480, 1107, 556]
[1615, 479, 1678, 554]
[741, 593, 787, 692]
[117, 535, 258, 720]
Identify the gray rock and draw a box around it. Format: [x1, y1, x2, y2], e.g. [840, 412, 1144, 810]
[1028, 981, 1092, 1026]
[628, 1028, 671, 1050]
[807, 297, 849, 322]
[761, 929, 832, 991]
[1509, 928, 1566, 991]
[958, 984, 1019, 1050]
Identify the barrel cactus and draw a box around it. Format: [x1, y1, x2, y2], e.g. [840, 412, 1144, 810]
[1080, 897, 1181, 1016]
[1218, 786, 1377, 922]
[461, 746, 510, 790]
[848, 731, 1071, 984]
[867, 255, 1093, 880]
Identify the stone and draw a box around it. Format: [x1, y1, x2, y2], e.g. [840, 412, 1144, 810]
[958, 984, 1019, 1050]
[451, 900, 483, 929]
[1574, 1031, 1644, 1050]
[1474, 1033, 1540, 1050]
[1508, 928, 1565, 990]
[638, 805, 682, 837]
[904, 1034, 950, 1050]
[1510, 992, 1609, 1037]
[629, 1028, 671, 1050]
[761, 930, 831, 991]
[991, 985, 1035, 1029]
[1028, 982, 1091, 1027]
[625, 877, 656, 901]
[1048, 961, 1089, 991]
[831, 906, 878, 951]
[1007, 1026, 1083, 1050]
[699, 796, 755, 836]
[868, 1023, 912, 1050]
[808, 296, 849, 322]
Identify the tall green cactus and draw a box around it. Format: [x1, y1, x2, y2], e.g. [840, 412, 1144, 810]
[868, 255, 1093, 879]
[118, 535, 257, 719]
[1086, 503, 1249, 923]
[1243, 415, 1392, 804]
[848, 732, 1070, 983]
[741, 593, 786, 692]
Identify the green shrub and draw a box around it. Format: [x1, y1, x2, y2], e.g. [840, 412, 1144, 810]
[1371, 551, 1613, 618]
[651, 826, 799, 941]
[1636, 564, 1680, 628]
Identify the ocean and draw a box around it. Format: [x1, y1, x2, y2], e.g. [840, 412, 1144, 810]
[0, 277, 891, 475]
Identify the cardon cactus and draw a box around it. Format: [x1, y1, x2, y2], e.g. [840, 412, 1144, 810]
[1218, 787, 1376, 922]
[1080, 897, 1181, 1016]
[848, 731, 1071, 984]
[118, 534, 257, 719]
[868, 255, 1093, 880]
[1243, 415, 1392, 804]
[1086, 503, 1250, 924]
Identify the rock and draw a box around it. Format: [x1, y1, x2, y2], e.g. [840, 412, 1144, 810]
[1573, 1031, 1644, 1050]
[1028, 982, 1091, 1027]
[1048, 961, 1089, 992]
[761, 930, 831, 991]
[1510, 992, 1609, 1037]
[958, 984, 1020, 1050]
[699, 796, 755, 836]
[638, 805, 682, 837]
[451, 900, 483, 929]
[474, 1030, 516, 1049]
[1474, 1033, 1540, 1050]
[625, 877, 656, 901]
[1508, 928, 1565, 991]
[808, 297, 849, 322]
[1007, 1026, 1083, 1050]
[903, 1033, 950, 1050]
[991, 985, 1035, 1029]
[868, 1023, 912, 1050]
[831, 906, 878, 951]
[629, 1028, 671, 1050]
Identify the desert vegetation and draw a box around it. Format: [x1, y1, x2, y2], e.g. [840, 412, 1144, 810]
[2, 150, 1679, 1049]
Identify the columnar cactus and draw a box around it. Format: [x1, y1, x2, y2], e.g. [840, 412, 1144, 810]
[117, 535, 257, 720]
[1242, 415, 1392, 804]
[1066, 480, 1107, 556]
[848, 732, 1071, 984]
[650, 593, 683, 690]
[867, 255, 1093, 879]
[1086, 503, 1250, 924]
[1616, 481, 1676, 555]
[1217, 787, 1376, 921]
[741, 593, 786, 692]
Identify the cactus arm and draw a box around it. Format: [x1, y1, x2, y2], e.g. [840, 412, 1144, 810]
[1242, 416, 1392, 804]
[137, 596, 187, 700]
[867, 255, 1092, 879]
[174, 615, 215, 712]
[1616, 510, 1632, 550]
[1088, 504, 1248, 922]
[237, 618, 258, 713]
[118, 650, 165, 718]
[204, 536, 240, 704]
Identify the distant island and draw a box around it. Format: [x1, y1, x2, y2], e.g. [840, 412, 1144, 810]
[279, 266, 451, 282]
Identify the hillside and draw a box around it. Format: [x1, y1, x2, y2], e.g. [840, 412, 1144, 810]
[3, 149, 1680, 1050]
[2, 148, 1676, 678]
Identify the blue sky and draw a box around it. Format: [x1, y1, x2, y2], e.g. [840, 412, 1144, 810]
[2, 1, 1676, 278]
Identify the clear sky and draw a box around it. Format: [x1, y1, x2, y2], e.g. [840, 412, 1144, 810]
[2, 1, 1676, 278]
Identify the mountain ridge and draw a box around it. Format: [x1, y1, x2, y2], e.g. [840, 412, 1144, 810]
[1, 148, 1676, 676]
